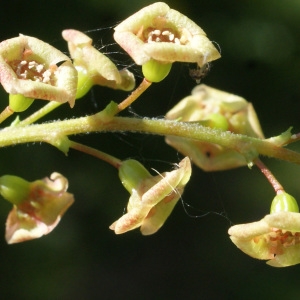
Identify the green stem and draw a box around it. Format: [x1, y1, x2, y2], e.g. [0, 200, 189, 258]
[18, 101, 62, 126]
[0, 114, 300, 165]
[0, 106, 14, 124]
[254, 158, 284, 193]
[117, 78, 152, 112]
[69, 140, 122, 169]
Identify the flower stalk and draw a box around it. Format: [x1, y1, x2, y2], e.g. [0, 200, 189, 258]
[0, 113, 299, 165]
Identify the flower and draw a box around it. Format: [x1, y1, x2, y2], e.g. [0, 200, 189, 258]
[62, 29, 135, 98]
[114, 2, 220, 67]
[0, 172, 74, 244]
[228, 212, 300, 267]
[110, 157, 192, 235]
[165, 84, 264, 171]
[0, 34, 77, 107]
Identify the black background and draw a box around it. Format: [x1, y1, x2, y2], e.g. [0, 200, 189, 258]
[0, 1, 300, 299]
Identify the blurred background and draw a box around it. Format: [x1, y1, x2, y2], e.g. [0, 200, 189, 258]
[0, 0, 300, 299]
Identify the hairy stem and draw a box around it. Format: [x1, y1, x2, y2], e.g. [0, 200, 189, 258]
[117, 78, 152, 112]
[0, 114, 300, 165]
[254, 158, 284, 193]
[0, 106, 14, 124]
[69, 140, 122, 168]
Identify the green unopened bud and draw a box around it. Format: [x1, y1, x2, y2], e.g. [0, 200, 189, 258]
[0, 175, 30, 205]
[75, 66, 94, 99]
[119, 160, 152, 193]
[270, 192, 299, 213]
[9, 94, 34, 112]
[142, 60, 172, 83]
[206, 113, 229, 131]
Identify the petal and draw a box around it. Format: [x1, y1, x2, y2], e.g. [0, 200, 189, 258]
[228, 220, 273, 260]
[114, 3, 170, 32]
[63, 29, 135, 91]
[267, 244, 300, 267]
[264, 211, 300, 232]
[5, 206, 59, 244]
[141, 157, 191, 205]
[141, 187, 182, 235]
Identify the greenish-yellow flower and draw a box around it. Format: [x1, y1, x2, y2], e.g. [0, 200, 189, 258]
[110, 157, 191, 235]
[0, 34, 77, 107]
[165, 84, 264, 171]
[114, 2, 220, 67]
[228, 211, 300, 267]
[62, 29, 135, 98]
[2, 172, 74, 244]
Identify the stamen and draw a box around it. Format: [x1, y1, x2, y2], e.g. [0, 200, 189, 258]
[36, 64, 44, 73]
[162, 30, 171, 36]
[174, 38, 180, 45]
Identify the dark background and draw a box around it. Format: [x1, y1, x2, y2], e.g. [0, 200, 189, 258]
[1, 0, 300, 299]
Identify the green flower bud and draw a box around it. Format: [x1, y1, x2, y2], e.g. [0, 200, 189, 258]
[9, 94, 34, 112]
[142, 60, 172, 83]
[118, 159, 152, 193]
[206, 113, 229, 131]
[270, 192, 299, 213]
[0, 175, 30, 205]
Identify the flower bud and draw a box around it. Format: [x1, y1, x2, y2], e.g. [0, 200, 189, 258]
[118, 159, 152, 193]
[270, 192, 299, 213]
[142, 60, 172, 82]
[9, 94, 34, 112]
[0, 175, 30, 205]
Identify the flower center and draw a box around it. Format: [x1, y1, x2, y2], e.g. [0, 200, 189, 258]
[267, 229, 300, 255]
[10, 59, 57, 85]
[142, 26, 190, 46]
